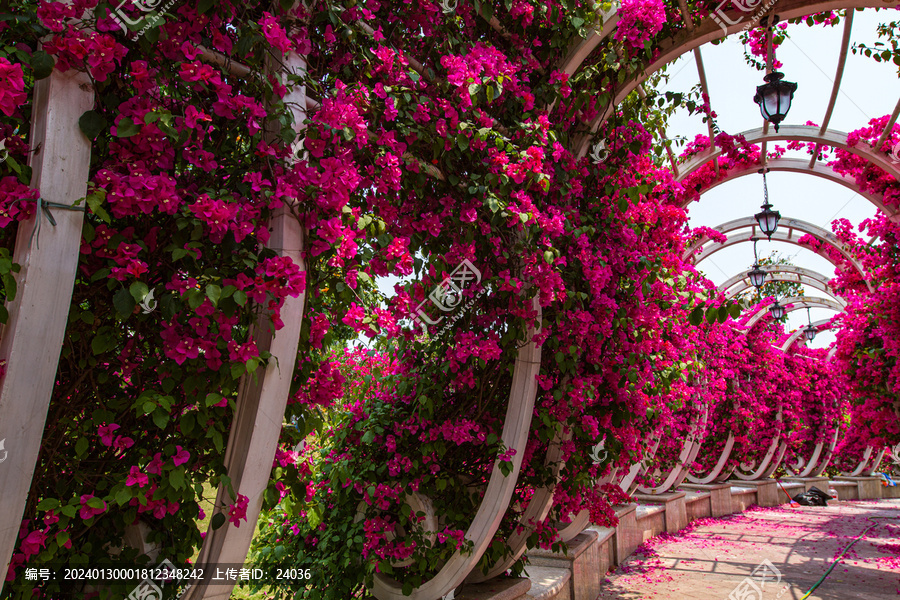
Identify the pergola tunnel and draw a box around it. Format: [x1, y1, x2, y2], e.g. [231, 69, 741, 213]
[0, 1, 898, 600]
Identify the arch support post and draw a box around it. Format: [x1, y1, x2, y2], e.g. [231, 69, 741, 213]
[182, 50, 308, 600]
[0, 68, 94, 592]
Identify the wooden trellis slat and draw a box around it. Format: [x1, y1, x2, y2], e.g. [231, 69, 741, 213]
[0, 67, 94, 596]
[180, 51, 309, 600]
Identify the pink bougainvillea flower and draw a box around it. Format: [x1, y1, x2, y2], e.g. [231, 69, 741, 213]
[126, 465, 149, 488]
[19, 530, 47, 558]
[227, 494, 249, 528]
[78, 494, 107, 520]
[173, 445, 190, 466]
[98, 423, 120, 447]
[113, 435, 134, 450]
[146, 452, 163, 475]
[0, 57, 27, 117]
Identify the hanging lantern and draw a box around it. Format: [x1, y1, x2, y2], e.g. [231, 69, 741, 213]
[769, 300, 785, 320]
[803, 307, 816, 341]
[804, 325, 817, 342]
[753, 71, 797, 132]
[754, 169, 781, 240]
[748, 264, 767, 289]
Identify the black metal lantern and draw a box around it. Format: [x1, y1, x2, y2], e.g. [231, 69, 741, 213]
[747, 238, 766, 290]
[803, 307, 816, 341]
[753, 71, 797, 132]
[748, 264, 767, 289]
[769, 300, 785, 320]
[754, 169, 781, 240]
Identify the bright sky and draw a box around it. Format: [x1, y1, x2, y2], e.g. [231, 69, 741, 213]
[662, 8, 900, 349]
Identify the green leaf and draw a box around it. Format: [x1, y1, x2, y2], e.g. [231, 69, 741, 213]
[717, 305, 728, 323]
[152, 410, 169, 429]
[1, 272, 16, 301]
[181, 411, 196, 435]
[60, 504, 77, 518]
[37, 498, 60, 511]
[206, 284, 222, 306]
[233, 290, 248, 306]
[169, 468, 185, 490]
[79, 111, 108, 140]
[198, 0, 216, 13]
[115, 118, 141, 138]
[30, 50, 54, 80]
[56, 532, 70, 547]
[85, 191, 111, 223]
[211, 512, 227, 530]
[205, 393, 224, 407]
[91, 328, 116, 355]
[129, 281, 149, 304]
[75, 437, 88, 457]
[142, 401, 156, 414]
[361, 430, 375, 444]
[688, 307, 704, 326]
[231, 362, 245, 379]
[113, 288, 136, 318]
[115, 488, 132, 506]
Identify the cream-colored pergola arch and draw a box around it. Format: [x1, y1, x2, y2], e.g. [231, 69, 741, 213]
[719, 264, 845, 306]
[780, 318, 834, 351]
[675, 157, 898, 219]
[684, 216, 873, 291]
[743, 295, 843, 328]
[676, 125, 900, 185]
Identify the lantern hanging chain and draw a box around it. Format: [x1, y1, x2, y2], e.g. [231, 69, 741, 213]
[762, 168, 769, 207]
[7, 197, 86, 250]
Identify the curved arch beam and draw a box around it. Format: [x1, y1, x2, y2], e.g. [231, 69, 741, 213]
[571, 0, 900, 158]
[686, 217, 869, 284]
[372, 299, 543, 600]
[780, 318, 835, 351]
[743, 297, 843, 329]
[676, 126, 900, 187]
[676, 157, 895, 217]
[719, 265, 844, 305]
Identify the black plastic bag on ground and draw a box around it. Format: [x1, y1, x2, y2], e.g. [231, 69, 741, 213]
[792, 486, 831, 506]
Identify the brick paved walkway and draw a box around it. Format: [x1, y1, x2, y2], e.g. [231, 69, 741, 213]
[598, 499, 900, 599]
